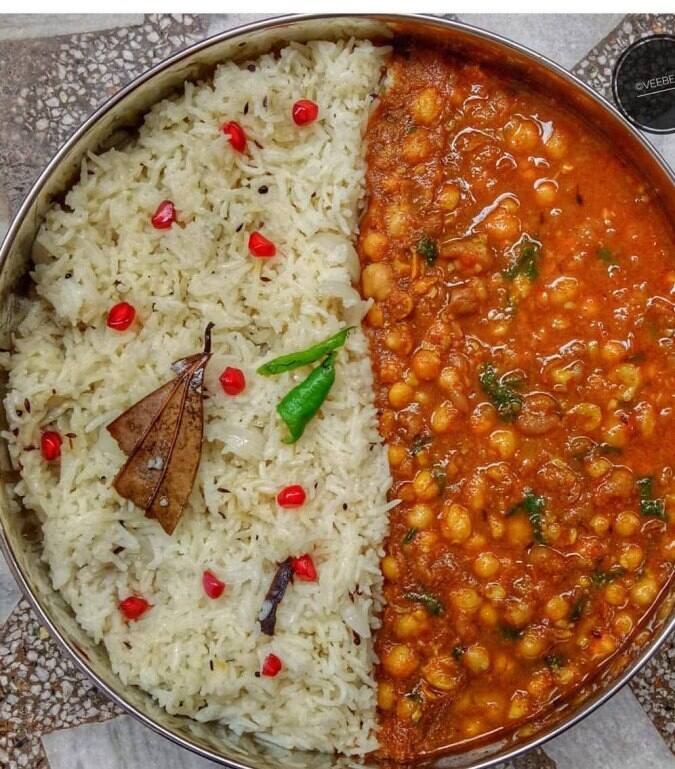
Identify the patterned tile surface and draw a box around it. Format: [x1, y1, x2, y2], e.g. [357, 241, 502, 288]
[0, 12, 673, 769]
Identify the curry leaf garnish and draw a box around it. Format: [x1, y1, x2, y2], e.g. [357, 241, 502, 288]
[405, 589, 444, 616]
[258, 557, 294, 636]
[597, 246, 618, 265]
[478, 363, 523, 422]
[257, 327, 353, 376]
[276, 352, 336, 443]
[417, 235, 438, 265]
[107, 323, 214, 535]
[570, 593, 589, 622]
[403, 527, 418, 545]
[637, 476, 666, 520]
[545, 654, 565, 670]
[499, 625, 523, 640]
[410, 434, 433, 456]
[503, 235, 542, 282]
[590, 566, 625, 586]
[507, 490, 546, 544]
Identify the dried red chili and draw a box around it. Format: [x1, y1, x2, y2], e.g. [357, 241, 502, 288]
[202, 570, 226, 599]
[107, 302, 136, 331]
[292, 99, 319, 126]
[220, 367, 246, 396]
[222, 121, 246, 152]
[151, 200, 177, 229]
[40, 431, 62, 461]
[119, 596, 150, 621]
[248, 231, 276, 258]
[277, 485, 306, 508]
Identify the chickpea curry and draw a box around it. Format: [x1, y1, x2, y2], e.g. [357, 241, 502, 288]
[359, 45, 675, 761]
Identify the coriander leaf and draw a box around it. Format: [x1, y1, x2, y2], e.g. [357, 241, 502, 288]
[478, 362, 523, 422]
[410, 434, 433, 456]
[417, 235, 438, 265]
[405, 589, 444, 616]
[499, 625, 523, 640]
[545, 654, 565, 670]
[637, 476, 666, 520]
[590, 566, 625, 587]
[507, 490, 546, 544]
[452, 645, 466, 660]
[570, 593, 589, 622]
[403, 527, 418, 545]
[597, 246, 618, 265]
[503, 235, 542, 282]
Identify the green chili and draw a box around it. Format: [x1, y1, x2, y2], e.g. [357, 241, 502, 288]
[257, 327, 353, 376]
[276, 352, 336, 443]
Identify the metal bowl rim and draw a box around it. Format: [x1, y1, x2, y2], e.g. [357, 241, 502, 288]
[0, 12, 673, 769]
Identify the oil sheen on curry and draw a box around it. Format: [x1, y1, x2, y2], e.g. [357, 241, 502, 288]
[359, 45, 675, 761]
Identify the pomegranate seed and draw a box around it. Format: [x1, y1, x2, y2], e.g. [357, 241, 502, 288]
[40, 431, 62, 461]
[292, 99, 319, 126]
[222, 121, 247, 152]
[107, 302, 136, 331]
[219, 367, 246, 396]
[261, 653, 282, 677]
[248, 231, 276, 258]
[277, 485, 306, 508]
[119, 596, 150, 621]
[151, 199, 176, 229]
[292, 554, 317, 582]
[202, 570, 226, 599]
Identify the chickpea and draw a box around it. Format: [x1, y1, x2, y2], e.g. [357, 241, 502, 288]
[619, 543, 644, 572]
[503, 599, 533, 628]
[362, 230, 388, 261]
[403, 130, 432, 163]
[605, 582, 627, 606]
[366, 303, 384, 328]
[470, 402, 498, 434]
[412, 349, 441, 381]
[528, 670, 554, 699]
[634, 401, 656, 438]
[506, 515, 533, 547]
[464, 472, 487, 513]
[545, 595, 570, 622]
[388, 444, 407, 468]
[438, 366, 462, 393]
[589, 633, 618, 661]
[381, 555, 400, 582]
[382, 644, 420, 679]
[438, 182, 461, 211]
[388, 381, 414, 409]
[412, 86, 442, 125]
[388, 289, 415, 320]
[609, 363, 641, 401]
[394, 610, 430, 640]
[378, 681, 395, 711]
[517, 631, 547, 659]
[601, 340, 626, 365]
[479, 602, 498, 627]
[615, 510, 641, 537]
[413, 469, 441, 501]
[504, 118, 539, 152]
[489, 428, 518, 459]
[601, 416, 630, 449]
[362, 262, 393, 301]
[545, 128, 568, 159]
[441, 502, 472, 543]
[534, 179, 557, 206]
[549, 276, 579, 306]
[485, 582, 506, 602]
[630, 575, 659, 607]
[508, 692, 530, 720]
[472, 689, 507, 724]
[613, 611, 634, 636]
[386, 204, 409, 237]
[567, 402, 602, 432]
[431, 401, 456, 434]
[451, 587, 482, 613]
[590, 514, 611, 536]
[385, 326, 413, 355]
[407, 503, 435, 530]
[464, 644, 491, 673]
[484, 207, 520, 242]
[417, 530, 439, 554]
[396, 696, 422, 722]
[586, 456, 612, 478]
[473, 552, 500, 579]
[422, 656, 462, 692]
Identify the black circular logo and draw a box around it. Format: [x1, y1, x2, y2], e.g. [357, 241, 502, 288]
[612, 34, 675, 134]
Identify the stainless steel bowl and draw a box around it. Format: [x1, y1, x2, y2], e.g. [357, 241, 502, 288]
[0, 13, 673, 769]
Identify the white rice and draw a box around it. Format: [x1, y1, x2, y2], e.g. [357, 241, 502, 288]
[2, 40, 391, 755]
